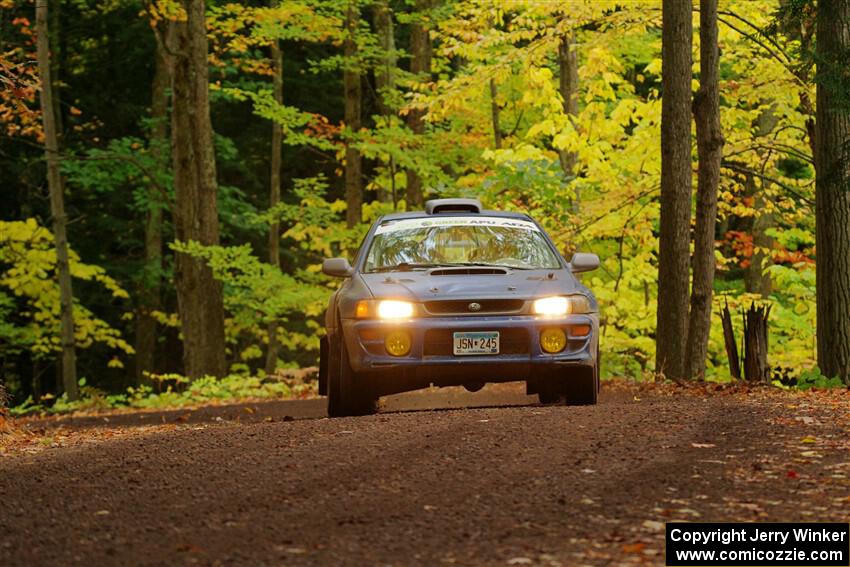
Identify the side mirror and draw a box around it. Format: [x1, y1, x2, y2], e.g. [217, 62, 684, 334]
[569, 252, 599, 273]
[322, 257, 354, 278]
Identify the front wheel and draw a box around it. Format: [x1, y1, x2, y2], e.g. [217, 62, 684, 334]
[536, 363, 599, 406]
[564, 365, 598, 406]
[327, 334, 378, 417]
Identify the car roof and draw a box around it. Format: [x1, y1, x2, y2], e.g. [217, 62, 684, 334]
[377, 210, 534, 223]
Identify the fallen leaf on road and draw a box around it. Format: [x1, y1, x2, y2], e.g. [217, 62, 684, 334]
[507, 558, 532, 565]
[285, 547, 307, 554]
[623, 543, 646, 553]
[642, 520, 664, 531]
[691, 443, 716, 448]
[677, 508, 701, 517]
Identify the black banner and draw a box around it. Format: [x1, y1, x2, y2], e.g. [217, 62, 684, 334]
[666, 523, 850, 566]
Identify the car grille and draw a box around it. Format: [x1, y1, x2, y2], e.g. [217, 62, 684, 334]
[423, 328, 529, 356]
[424, 299, 525, 316]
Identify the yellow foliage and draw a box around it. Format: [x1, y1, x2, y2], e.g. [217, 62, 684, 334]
[0, 219, 133, 361]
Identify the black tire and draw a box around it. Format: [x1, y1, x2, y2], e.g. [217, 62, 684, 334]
[565, 365, 598, 406]
[327, 334, 378, 417]
[596, 344, 602, 394]
[318, 336, 329, 396]
[537, 389, 563, 405]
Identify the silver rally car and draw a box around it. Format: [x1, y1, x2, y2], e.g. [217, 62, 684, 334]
[319, 198, 600, 416]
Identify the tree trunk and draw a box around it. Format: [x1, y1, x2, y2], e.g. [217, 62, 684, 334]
[372, 0, 396, 117]
[742, 303, 771, 383]
[171, 0, 227, 379]
[373, 0, 396, 204]
[36, 0, 78, 401]
[344, 2, 362, 228]
[404, 0, 432, 209]
[489, 79, 502, 149]
[49, 0, 63, 147]
[136, 21, 173, 384]
[746, 188, 774, 296]
[720, 300, 741, 380]
[557, 32, 579, 212]
[685, 0, 723, 380]
[815, 0, 850, 384]
[265, 35, 284, 376]
[656, 0, 693, 382]
[745, 107, 779, 297]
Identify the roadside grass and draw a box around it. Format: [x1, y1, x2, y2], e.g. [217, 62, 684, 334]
[9, 369, 318, 417]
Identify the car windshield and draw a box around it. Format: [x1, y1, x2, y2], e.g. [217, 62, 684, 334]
[363, 216, 562, 272]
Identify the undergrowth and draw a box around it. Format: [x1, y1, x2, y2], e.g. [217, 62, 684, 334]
[10, 372, 316, 416]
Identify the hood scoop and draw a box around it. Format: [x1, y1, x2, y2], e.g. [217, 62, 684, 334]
[429, 267, 508, 276]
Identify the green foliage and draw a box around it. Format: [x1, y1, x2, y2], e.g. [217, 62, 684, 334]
[793, 367, 846, 390]
[0, 219, 134, 364]
[61, 136, 171, 213]
[10, 372, 308, 415]
[172, 239, 328, 364]
[765, 264, 817, 370]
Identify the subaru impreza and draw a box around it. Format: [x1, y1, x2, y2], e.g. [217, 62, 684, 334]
[319, 198, 600, 416]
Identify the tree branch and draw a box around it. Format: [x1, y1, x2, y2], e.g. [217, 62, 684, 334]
[721, 160, 813, 205]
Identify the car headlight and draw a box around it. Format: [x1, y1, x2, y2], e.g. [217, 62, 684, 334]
[377, 300, 414, 319]
[356, 299, 415, 319]
[533, 296, 590, 316]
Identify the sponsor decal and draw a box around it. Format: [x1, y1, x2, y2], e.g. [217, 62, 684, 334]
[375, 216, 540, 235]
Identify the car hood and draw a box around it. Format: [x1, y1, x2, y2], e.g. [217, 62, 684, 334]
[359, 269, 580, 301]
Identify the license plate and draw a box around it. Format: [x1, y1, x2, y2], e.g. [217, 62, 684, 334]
[453, 331, 500, 356]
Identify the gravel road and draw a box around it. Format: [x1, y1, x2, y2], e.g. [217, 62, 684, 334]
[2, 383, 849, 566]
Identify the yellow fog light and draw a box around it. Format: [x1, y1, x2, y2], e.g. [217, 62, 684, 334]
[540, 328, 567, 354]
[384, 330, 412, 356]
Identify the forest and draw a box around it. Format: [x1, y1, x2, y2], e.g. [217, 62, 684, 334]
[1, 0, 849, 411]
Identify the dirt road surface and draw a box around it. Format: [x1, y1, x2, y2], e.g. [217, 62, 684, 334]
[2, 382, 849, 566]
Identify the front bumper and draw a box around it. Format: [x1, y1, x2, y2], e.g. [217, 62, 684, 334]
[341, 314, 598, 395]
